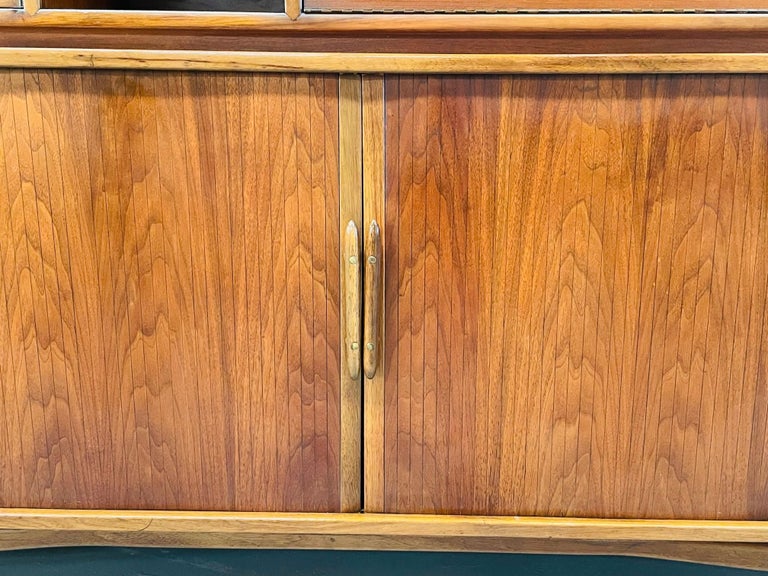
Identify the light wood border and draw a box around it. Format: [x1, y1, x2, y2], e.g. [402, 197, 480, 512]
[3, 11, 768, 31]
[305, 0, 768, 11]
[362, 75, 385, 513]
[2, 510, 768, 541]
[3, 49, 768, 73]
[338, 74, 363, 513]
[1, 510, 768, 570]
[0, 0, 21, 7]
[21, 0, 38, 14]
[285, 0, 300, 19]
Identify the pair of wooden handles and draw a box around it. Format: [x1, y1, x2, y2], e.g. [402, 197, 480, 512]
[344, 220, 381, 380]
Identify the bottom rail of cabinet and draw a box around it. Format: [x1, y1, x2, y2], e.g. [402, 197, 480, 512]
[0, 510, 766, 571]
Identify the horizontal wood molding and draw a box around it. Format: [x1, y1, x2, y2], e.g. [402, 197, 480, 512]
[2, 11, 768, 59]
[3, 12, 768, 56]
[1, 510, 768, 543]
[2, 511, 768, 568]
[2, 49, 768, 72]
[306, 0, 768, 12]
[3, 10, 768, 32]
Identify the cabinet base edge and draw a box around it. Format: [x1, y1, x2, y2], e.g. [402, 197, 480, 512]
[0, 510, 767, 569]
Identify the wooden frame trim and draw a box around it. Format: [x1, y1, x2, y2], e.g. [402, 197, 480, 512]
[339, 75, 363, 513]
[3, 49, 768, 73]
[21, 0, 38, 14]
[362, 74, 385, 513]
[0, 0, 21, 8]
[1, 510, 768, 541]
[3, 11, 768, 31]
[1, 510, 768, 569]
[305, 0, 768, 12]
[285, 0, 300, 19]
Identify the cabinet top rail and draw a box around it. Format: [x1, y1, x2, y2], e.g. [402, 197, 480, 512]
[1, 11, 768, 72]
[3, 10, 768, 30]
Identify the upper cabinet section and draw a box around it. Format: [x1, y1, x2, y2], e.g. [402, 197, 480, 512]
[304, 0, 768, 11]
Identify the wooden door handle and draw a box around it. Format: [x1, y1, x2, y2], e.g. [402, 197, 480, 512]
[363, 220, 382, 380]
[344, 220, 361, 380]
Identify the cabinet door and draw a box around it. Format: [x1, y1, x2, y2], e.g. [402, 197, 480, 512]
[0, 70, 357, 512]
[364, 74, 768, 519]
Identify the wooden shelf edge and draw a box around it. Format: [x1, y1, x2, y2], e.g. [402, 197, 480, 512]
[1, 509, 768, 541]
[304, 0, 768, 10]
[2, 48, 768, 72]
[0, 510, 767, 569]
[3, 10, 768, 32]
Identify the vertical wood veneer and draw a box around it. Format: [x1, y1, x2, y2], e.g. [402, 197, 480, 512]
[0, 70, 345, 512]
[362, 75, 385, 513]
[378, 74, 768, 519]
[338, 74, 362, 512]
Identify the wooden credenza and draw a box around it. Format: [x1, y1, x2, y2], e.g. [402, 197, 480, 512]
[1, 1, 768, 570]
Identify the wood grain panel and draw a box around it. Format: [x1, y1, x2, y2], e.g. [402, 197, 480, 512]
[0, 69, 344, 512]
[362, 75, 385, 513]
[338, 74, 362, 512]
[380, 74, 768, 519]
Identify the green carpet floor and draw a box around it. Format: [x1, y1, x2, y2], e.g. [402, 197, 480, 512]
[0, 548, 764, 576]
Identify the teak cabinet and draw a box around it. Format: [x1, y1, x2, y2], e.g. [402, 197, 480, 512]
[2, 32, 768, 566]
[5, 0, 768, 567]
[2, 70, 768, 522]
